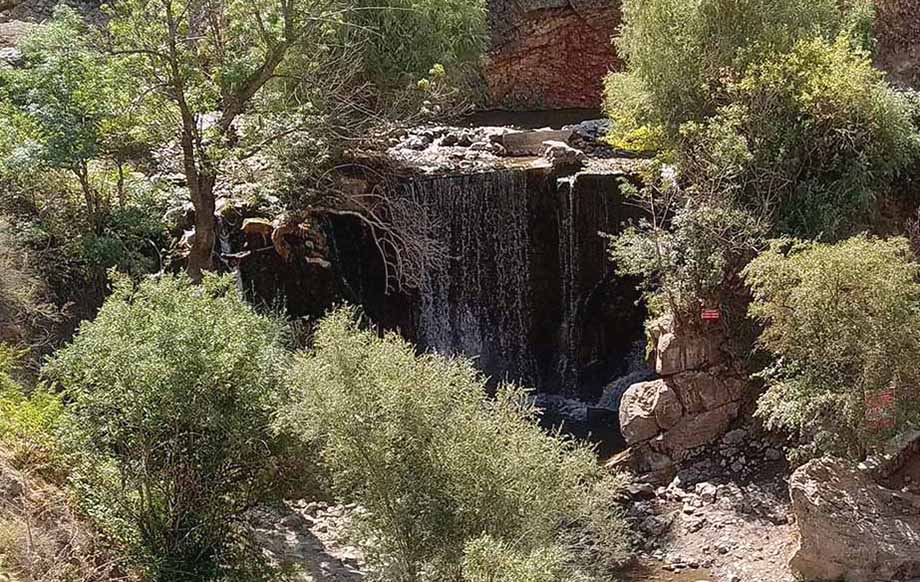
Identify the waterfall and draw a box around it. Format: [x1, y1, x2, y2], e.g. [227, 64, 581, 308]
[405, 169, 536, 385]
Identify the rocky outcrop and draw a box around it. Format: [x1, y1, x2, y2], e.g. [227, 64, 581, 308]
[618, 316, 746, 478]
[790, 457, 920, 582]
[875, 0, 920, 89]
[485, 0, 623, 109]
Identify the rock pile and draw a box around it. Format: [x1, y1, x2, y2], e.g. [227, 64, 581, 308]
[249, 500, 366, 581]
[616, 316, 747, 481]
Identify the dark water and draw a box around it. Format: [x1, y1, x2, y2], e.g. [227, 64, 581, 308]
[458, 108, 603, 130]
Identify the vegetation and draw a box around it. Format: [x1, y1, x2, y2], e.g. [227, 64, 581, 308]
[605, 0, 920, 325]
[278, 308, 630, 582]
[44, 274, 290, 581]
[744, 236, 920, 460]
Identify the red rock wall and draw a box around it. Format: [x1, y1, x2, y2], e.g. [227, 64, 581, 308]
[875, 0, 920, 89]
[485, 3, 623, 110]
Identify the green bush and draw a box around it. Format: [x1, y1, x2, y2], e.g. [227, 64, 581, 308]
[683, 36, 919, 238]
[744, 235, 920, 460]
[348, 0, 486, 87]
[608, 180, 765, 326]
[278, 308, 630, 582]
[609, 0, 864, 135]
[0, 345, 64, 473]
[44, 273, 291, 582]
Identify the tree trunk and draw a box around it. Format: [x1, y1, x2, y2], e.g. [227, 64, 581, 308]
[186, 174, 217, 283]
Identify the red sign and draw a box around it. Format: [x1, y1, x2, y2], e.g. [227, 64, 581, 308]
[701, 309, 721, 321]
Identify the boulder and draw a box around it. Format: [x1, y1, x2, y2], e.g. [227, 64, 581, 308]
[653, 402, 739, 461]
[669, 372, 744, 414]
[655, 331, 721, 376]
[499, 128, 573, 156]
[619, 380, 683, 444]
[542, 140, 586, 169]
[789, 457, 920, 582]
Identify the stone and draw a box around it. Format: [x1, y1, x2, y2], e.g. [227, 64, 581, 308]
[765, 448, 784, 461]
[669, 372, 741, 414]
[619, 380, 684, 444]
[499, 128, 573, 156]
[653, 402, 740, 461]
[722, 428, 748, 446]
[695, 482, 718, 504]
[542, 140, 586, 169]
[789, 457, 920, 582]
[655, 331, 721, 376]
[242, 217, 274, 238]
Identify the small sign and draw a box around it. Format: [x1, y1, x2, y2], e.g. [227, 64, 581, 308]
[701, 308, 721, 321]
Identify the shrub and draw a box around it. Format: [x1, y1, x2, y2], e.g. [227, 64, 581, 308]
[0, 345, 64, 474]
[0, 217, 58, 351]
[743, 235, 920, 460]
[608, 178, 765, 327]
[609, 0, 865, 135]
[683, 36, 919, 238]
[44, 273, 291, 582]
[277, 308, 630, 582]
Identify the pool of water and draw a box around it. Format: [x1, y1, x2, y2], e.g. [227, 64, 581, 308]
[622, 561, 714, 582]
[458, 108, 603, 130]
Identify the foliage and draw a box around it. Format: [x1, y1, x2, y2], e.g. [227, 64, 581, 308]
[0, 345, 64, 473]
[0, 216, 59, 350]
[347, 0, 486, 88]
[605, 0, 919, 332]
[278, 308, 630, 582]
[609, 0, 866, 135]
[44, 273, 291, 582]
[0, 6, 152, 230]
[743, 235, 920, 460]
[608, 175, 765, 326]
[681, 36, 919, 238]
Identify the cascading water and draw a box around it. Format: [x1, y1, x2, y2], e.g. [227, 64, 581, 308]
[392, 163, 645, 396]
[405, 169, 537, 386]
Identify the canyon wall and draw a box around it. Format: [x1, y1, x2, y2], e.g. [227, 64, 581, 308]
[485, 0, 623, 110]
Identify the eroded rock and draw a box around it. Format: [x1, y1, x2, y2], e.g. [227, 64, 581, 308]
[790, 456, 920, 582]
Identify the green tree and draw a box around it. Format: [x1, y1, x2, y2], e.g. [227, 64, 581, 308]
[0, 6, 150, 231]
[277, 308, 630, 582]
[743, 235, 920, 460]
[44, 273, 290, 581]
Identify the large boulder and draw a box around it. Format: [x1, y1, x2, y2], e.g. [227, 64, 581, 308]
[619, 380, 680, 444]
[790, 457, 920, 582]
[655, 331, 721, 376]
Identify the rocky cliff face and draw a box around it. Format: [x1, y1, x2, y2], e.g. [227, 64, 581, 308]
[485, 0, 623, 109]
[876, 0, 920, 89]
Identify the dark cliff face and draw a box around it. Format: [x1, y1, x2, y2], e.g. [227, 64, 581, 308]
[242, 164, 646, 399]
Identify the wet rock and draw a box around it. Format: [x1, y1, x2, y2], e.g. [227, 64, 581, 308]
[543, 140, 586, 169]
[790, 456, 920, 582]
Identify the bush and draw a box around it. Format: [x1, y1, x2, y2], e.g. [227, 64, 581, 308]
[743, 235, 920, 460]
[606, 0, 918, 238]
[277, 308, 630, 582]
[683, 36, 919, 238]
[348, 0, 487, 87]
[0, 217, 59, 351]
[608, 177, 765, 327]
[0, 345, 64, 474]
[44, 273, 291, 582]
[609, 0, 864, 135]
